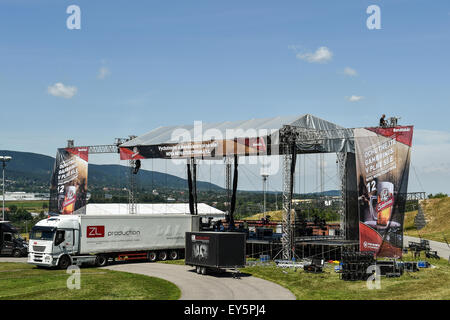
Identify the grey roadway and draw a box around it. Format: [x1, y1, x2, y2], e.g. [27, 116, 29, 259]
[104, 262, 295, 300]
[404, 235, 450, 260]
[0, 257, 295, 300]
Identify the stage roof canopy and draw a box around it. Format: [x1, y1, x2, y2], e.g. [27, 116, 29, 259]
[120, 114, 356, 158]
[122, 114, 347, 145]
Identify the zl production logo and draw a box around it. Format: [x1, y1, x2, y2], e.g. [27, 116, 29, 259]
[87, 226, 105, 238]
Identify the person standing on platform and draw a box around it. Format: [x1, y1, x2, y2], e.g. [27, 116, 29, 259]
[379, 114, 387, 127]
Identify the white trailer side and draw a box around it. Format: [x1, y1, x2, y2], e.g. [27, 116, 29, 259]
[79, 214, 198, 254]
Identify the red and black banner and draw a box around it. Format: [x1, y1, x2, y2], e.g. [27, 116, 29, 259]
[49, 147, 89, 215]
[355, 126, 413, 258]
[119, 137, 267, 160]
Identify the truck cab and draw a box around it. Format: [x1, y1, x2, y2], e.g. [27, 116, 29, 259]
[28, 216, 79, 268]
[0, 221, 28, 257]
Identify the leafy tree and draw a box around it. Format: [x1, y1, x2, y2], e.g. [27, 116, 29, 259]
[428, 193, 448, 199]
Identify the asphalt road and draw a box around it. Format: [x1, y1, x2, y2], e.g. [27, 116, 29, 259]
[404, 235, 450, 260]
[0, 257, 295, 300]
[104, 262, 295, 300]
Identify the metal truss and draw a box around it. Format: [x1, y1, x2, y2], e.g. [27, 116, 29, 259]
[128, 159, 138, 214]
[337, 152, 347, 240]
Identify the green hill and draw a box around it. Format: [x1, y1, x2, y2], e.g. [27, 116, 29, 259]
[404, 196, 450, 243]
[0, 150, 222, 192]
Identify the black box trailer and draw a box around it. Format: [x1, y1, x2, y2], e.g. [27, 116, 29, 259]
[185, 231, 246, 275]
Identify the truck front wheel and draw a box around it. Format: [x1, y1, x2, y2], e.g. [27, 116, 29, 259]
[58, 255, 71, 270]
[96, 255, 109, 267]
[159, 251, 168, 261]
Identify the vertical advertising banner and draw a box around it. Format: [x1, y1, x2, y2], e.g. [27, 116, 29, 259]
[49, 148, 89, 215]
[355, 126, 413, 258]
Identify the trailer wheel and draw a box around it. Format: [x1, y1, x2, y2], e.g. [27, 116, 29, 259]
[58, 255, 71, 270]
[148, 251, 157, 262]
[96, 255, 109, 267]
[12, 249, 22, 258]
[159, 251, 168, 261]
[169, 250, 178, 260]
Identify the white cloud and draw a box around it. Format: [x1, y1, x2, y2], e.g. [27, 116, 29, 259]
[97, 66, 111, 80]
[296, 46, 333, 64]
[47, 82, 77, 99]
[343, 67, 358, 77]
[346, 95, 364, 102]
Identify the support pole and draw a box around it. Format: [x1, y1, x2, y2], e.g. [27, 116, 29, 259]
[192, 158, 198, 215]
[187, 160, 195, 215]
[187, 158, 198, 215]
[229, 154, 238, 230]
[225, 156, 232, 223]
[2, 162, 5, 221]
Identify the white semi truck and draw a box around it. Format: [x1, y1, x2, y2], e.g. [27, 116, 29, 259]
[28, 214, 200, 269]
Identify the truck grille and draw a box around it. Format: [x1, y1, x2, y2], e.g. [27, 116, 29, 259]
[33, 246, 46, 252]
[33, 253, 43, 262]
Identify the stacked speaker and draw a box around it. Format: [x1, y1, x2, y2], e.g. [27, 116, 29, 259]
[340, 252, 375, 281]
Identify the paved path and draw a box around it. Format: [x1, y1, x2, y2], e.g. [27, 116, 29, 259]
[0, 257, 27, 263]
[404, 235, 450, 260]
[104, 262, 295, 300]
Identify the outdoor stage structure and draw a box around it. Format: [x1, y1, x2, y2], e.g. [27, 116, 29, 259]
[50, 114, 414, 260]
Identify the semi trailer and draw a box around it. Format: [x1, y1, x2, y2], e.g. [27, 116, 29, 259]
[28, 214, 200, 269]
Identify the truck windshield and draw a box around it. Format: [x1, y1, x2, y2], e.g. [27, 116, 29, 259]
[30, 227, 55, 241]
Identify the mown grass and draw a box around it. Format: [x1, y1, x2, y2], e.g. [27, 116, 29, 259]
[5, 200, 48, 212]
[157, 259, 186, 266]
[0, 262, 180, 300]
[244, 253, 450, 300]
[404, 197, 450, 242]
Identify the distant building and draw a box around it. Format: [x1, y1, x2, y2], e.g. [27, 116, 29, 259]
[3, 192, 50, 201]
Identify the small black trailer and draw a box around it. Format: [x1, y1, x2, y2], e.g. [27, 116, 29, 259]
[185, 231, 246, 275]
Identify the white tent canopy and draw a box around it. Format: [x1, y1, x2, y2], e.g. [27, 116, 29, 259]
[77, 203, 225, 218]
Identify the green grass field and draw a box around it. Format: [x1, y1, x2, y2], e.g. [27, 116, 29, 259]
[244, 253, 450, 300]
[0, 262, 180, 300]
[5, 200, 48, 212]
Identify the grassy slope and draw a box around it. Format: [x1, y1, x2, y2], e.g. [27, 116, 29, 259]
[245, 210, 284, 221]
[244, 253, 450, 300]
[0, 263, 180, 300]
[404, 197, 450, 242]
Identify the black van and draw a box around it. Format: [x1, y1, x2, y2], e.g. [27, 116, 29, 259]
[0, 221, 28, 257]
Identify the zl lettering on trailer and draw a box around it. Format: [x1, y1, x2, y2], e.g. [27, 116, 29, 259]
[87, 226, 105, 238]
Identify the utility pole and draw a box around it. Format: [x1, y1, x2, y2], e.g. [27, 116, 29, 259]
[1, 156, 12, 221]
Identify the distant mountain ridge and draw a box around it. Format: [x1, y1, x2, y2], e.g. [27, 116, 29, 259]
[0, 150, 223, 192]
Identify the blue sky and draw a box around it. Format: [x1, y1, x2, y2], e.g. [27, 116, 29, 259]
[0, 1, 449, 194]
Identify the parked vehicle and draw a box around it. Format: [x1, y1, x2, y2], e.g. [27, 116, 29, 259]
[185, 231, 246, 275]
[28, 214, 200, 269]
[0, 221, 28, 257]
